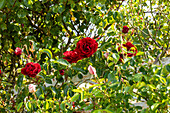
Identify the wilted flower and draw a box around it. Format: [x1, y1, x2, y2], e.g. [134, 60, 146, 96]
[29, 84, 36, 93]
[104, 52, 109, 58]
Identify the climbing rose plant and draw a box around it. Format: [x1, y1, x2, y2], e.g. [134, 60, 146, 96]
[0, 0, 169, 112]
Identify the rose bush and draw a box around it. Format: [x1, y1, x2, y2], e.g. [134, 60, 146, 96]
[0, 0, 169, 112]
[21, 62, 41, 78]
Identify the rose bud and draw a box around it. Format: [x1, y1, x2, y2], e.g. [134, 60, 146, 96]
[72, 102, 75, 108]
[28, 84, 36, 93]
[121, 78, 124, 82]
[14, 47, 22, 56]
[21, 62, 41, 78]
[104, 52, 109, 58]
[122, 26, 129, 33]
[21, 23, 24, 28]
[88, 65, 97, 77]
[59, 69, 65, 75]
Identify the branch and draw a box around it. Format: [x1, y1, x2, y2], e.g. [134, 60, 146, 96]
[143, 11, 168, 15]
[26, 15, 44, 34]
[133, 91, 148, 101]
[153, 36, 170, 64]
[71, 20, 80, 36]
[146, 27, 161, 48]
[116, 1, 123, 11]
[62, 20, 73, 52]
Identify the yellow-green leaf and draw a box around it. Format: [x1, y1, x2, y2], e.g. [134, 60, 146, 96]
[39, 49, 53, 59]
[17, 102, 23, 112]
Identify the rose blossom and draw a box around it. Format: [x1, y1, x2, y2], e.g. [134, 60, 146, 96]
[14, 47, 22, 56]
[123, 42, 138, 57]
[28, 84, 36, 93]
[122, 26, 129, 33]
[118, 42, 138, 62]
[88, 65, 97, 77]
[59, 69, 65, 75]
[63, 50, 81, 64]
[0, 70, 1, 75]
[75, 37, 98, 58]
[21, 62, 41, 77]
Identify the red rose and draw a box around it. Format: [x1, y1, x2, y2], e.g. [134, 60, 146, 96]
[122, 26, 129, 33]
[63, 50, 81, 64]
[59, 69, 65, 75]
[123, 42, 138, 57]
[14, 47, 22, 56]
[118, 42, 138, 61]
[21, 62, 41, 77]
[75, 37, 98, 58]
[0, 70, 1, 75]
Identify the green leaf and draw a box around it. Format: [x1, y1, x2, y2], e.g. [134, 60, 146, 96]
[84, 104, 94, 111]
[39, 49, 53, 59]
[17, 102, 23, 112]
[45, 78, 52, 84]
[136, 52, 144, 56]
[72, 89, 83, 93]
[0, 23, 7, 30]
[112, 53, 120, 64]
[60, 103, 65, 110]
[124, 86, 131, 93]
[113, 11, 118, 20]
[25, 102, 32, 111]
[72, 66, 85, 73]
[57, 59, 71, 67]
[71, 93, 80, 102]
[133, 74, 143, 82]
[17, 74, 24, 87]
[165, 64, 170, 72]
[0, 0, 5, 9]
[98, 27, 103, 35]
[108, 71, 116, 82]
[148, 84, 156, 89]
[45, 101, 49, 110]
[159, 77, 166, 84]
[151, 103, 160, 111]
[92, 109, 113, 113]
[141, 29, 149, 38]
